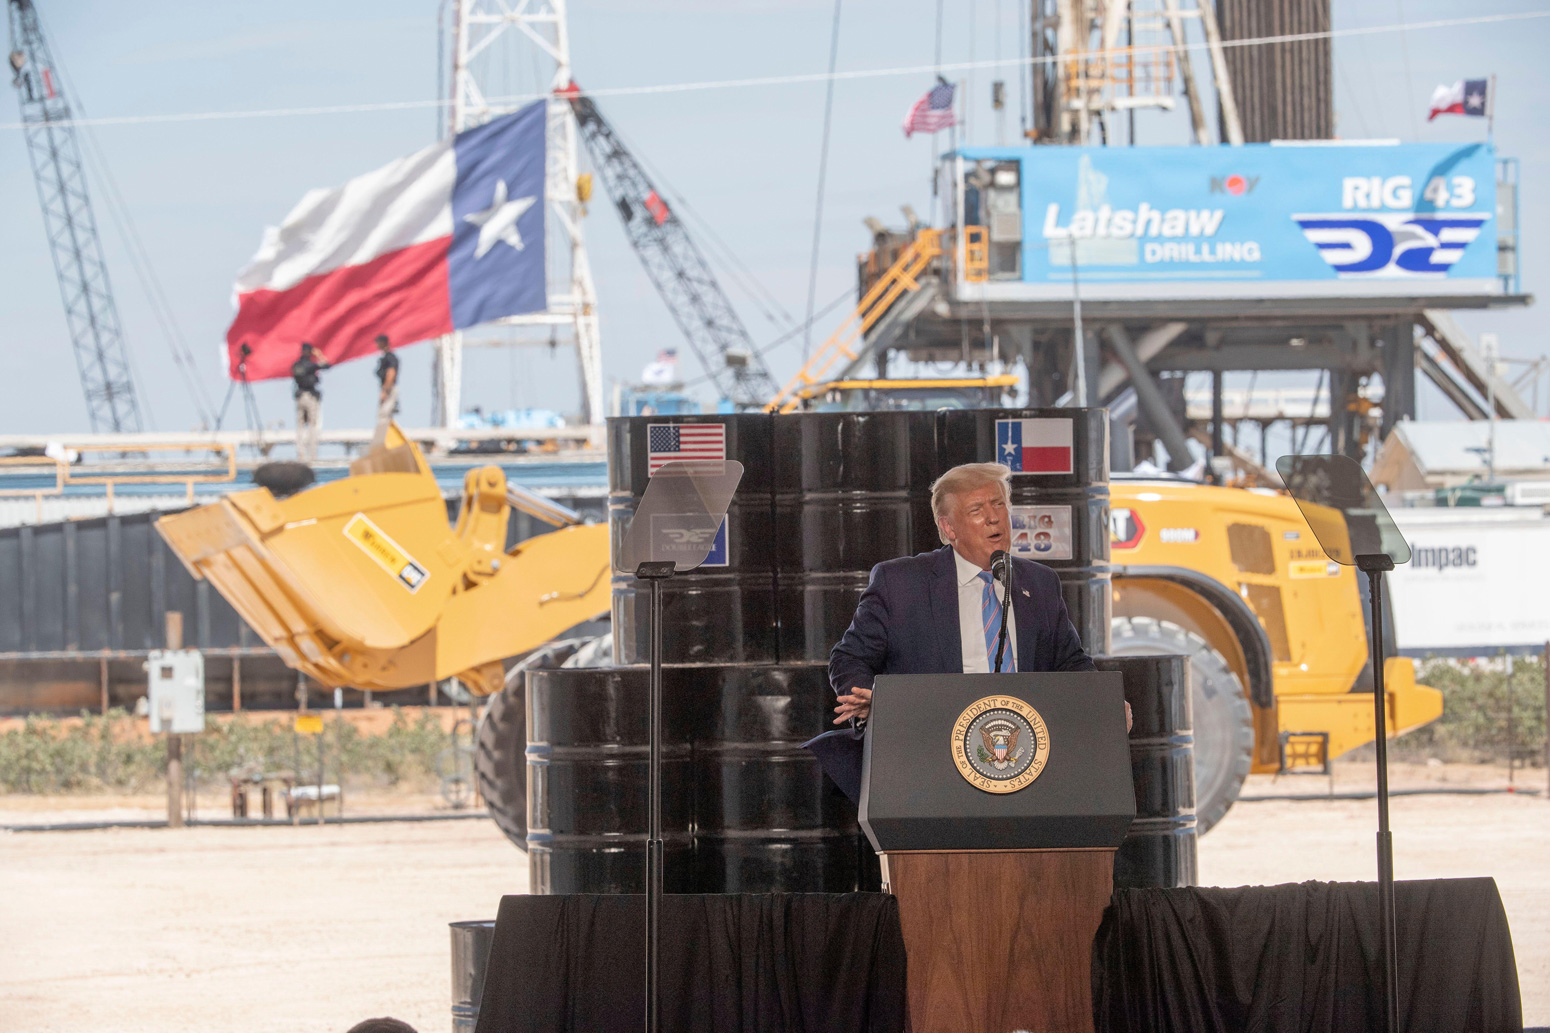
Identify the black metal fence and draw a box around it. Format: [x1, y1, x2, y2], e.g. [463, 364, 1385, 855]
[0, 497, 601, 714]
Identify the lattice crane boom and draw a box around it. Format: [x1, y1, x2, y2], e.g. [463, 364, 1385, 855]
[561, 83, 780, 409]
[7, 0, 142, 432]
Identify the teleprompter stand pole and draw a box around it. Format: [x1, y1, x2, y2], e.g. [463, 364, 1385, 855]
[1358, 553, 1399, 1033]
[635, 559, 676, 1033]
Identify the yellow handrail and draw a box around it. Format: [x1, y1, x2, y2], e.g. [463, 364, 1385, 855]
[963, 225, 989, 283]
[62, 442, 238, 488]
[766, 228, 944, 413]
[0, 455, 67, 499]
[0, 443, 239, 517]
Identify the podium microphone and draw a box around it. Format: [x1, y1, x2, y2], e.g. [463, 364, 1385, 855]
[988, 550, 1012, 672]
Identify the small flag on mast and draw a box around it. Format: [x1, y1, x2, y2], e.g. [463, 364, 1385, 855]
[903, 79, 958, 138]
[1427, 78, 1489, 121]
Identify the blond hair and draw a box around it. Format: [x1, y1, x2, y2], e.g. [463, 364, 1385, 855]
[930, 463, 1011, 544]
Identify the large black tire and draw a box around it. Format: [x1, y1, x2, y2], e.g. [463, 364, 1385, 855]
[475, 675, 528, 850]
[1109, 616, 1254, 834]
[474, 635, 604, 851]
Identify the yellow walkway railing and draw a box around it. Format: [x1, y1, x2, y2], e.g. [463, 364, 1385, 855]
[766, 228, 943, 413]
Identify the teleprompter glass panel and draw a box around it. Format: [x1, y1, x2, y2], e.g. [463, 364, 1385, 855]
[617, 459, 745, 574]
[1274, 454, 1411, 566]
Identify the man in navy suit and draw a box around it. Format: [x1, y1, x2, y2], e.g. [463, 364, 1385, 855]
[812, 463, 1125, 800]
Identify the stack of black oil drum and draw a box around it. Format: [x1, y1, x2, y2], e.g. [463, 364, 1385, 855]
[523, 409, 1195, 895]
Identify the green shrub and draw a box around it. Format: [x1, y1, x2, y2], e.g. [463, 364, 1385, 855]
[0, 710, 163, 793]
[0, 707, 462, 794]
[1395, 657, 1548, 765]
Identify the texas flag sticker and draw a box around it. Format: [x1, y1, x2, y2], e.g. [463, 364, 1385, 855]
[997, 418, 1074, 474]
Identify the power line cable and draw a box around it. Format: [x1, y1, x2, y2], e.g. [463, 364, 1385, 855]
[803, 0, 845, 362]
[1393, 0, 1421, 140]
[1316, 0, 1374, 139]
[74, 127, 220, 429]
[603, 117, 797, 329]
[4, 10, 1542, 131]
[678, 285, 854, 391]
[935, 0, 945, 69]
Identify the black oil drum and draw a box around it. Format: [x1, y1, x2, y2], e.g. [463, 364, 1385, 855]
[608, 414, 778, 664]
[525, 667, 699, 894]
[937, 408, 1112, 655]
[691, 662, 860, 892]
[449, 919, 495, 1033]
[1095, 654, 1198, 888]
[772, 411, 940, 662]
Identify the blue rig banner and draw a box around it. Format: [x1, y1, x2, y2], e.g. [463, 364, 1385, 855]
[956, 141, 1500, 301]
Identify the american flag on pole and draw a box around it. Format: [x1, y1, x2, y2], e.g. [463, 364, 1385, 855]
[903, 80, 957, 138]
[647, 423, 726, 473]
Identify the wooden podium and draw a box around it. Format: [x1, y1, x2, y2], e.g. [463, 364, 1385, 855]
[859, 673, 1134, 1033]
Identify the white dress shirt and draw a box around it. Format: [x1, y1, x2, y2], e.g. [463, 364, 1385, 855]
[954, 547, 1017, 674]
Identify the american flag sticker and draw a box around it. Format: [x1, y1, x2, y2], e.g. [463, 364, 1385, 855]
[996, 418, 1074, 475]
[647, 422, 727, 473]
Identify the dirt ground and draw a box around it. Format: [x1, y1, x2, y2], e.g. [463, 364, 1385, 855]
[1203, 767, 1549, 1025]
[1, 762, 1545, 1032]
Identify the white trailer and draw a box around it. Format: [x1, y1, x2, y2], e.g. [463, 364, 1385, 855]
[1388, 506, 1550, 656]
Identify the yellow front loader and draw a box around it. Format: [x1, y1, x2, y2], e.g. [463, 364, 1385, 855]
[1111, 481, 1444, 831]
[154, 427, 611, 697]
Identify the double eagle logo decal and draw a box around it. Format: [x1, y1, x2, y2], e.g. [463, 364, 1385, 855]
[1293, 212, 1488, 277]
[1294, 175, 1487, 278]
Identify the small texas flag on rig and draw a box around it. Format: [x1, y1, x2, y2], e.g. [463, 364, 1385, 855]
[997, 418, 1074, 475]
[225, 100, 547, 380]
[1427, 78, 1489, 121]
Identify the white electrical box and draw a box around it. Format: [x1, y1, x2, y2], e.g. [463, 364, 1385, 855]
[146, 649, 205, 734]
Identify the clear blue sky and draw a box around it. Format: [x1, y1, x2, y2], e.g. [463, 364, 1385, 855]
[2, 0, 1546, 435]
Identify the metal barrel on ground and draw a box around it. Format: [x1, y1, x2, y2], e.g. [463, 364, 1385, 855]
[937, 407, 1113, 655]
[772, 411, 940, 662]
[1097, 653, 1199, 888]
[691, 662, 860, 891]
[608, 414, 778, 665]
[449, 919, 496, 1033]
[525, 666, 697, 894]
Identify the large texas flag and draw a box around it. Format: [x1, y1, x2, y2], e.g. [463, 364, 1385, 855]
[226, 100, 547, 380]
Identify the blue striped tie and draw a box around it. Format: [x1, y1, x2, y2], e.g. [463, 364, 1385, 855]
[978, 571, 1015, 673]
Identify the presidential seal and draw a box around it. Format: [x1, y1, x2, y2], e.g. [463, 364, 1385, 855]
[950, 695, 1051, 794]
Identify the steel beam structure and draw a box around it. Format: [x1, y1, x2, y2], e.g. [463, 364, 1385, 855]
[1031, 0, 1238, 146]
[1104, 324, 1192, 471]
[565, 89, 781, 408]
[1417, 309, 1535, 420]
[440, 0, 604, 427]
[7, 0, 142, 433]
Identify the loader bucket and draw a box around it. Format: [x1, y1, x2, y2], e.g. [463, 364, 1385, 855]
[155, 429, 612, 694]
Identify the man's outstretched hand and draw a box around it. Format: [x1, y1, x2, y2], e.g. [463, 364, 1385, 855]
[833, 686, 872, 725]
